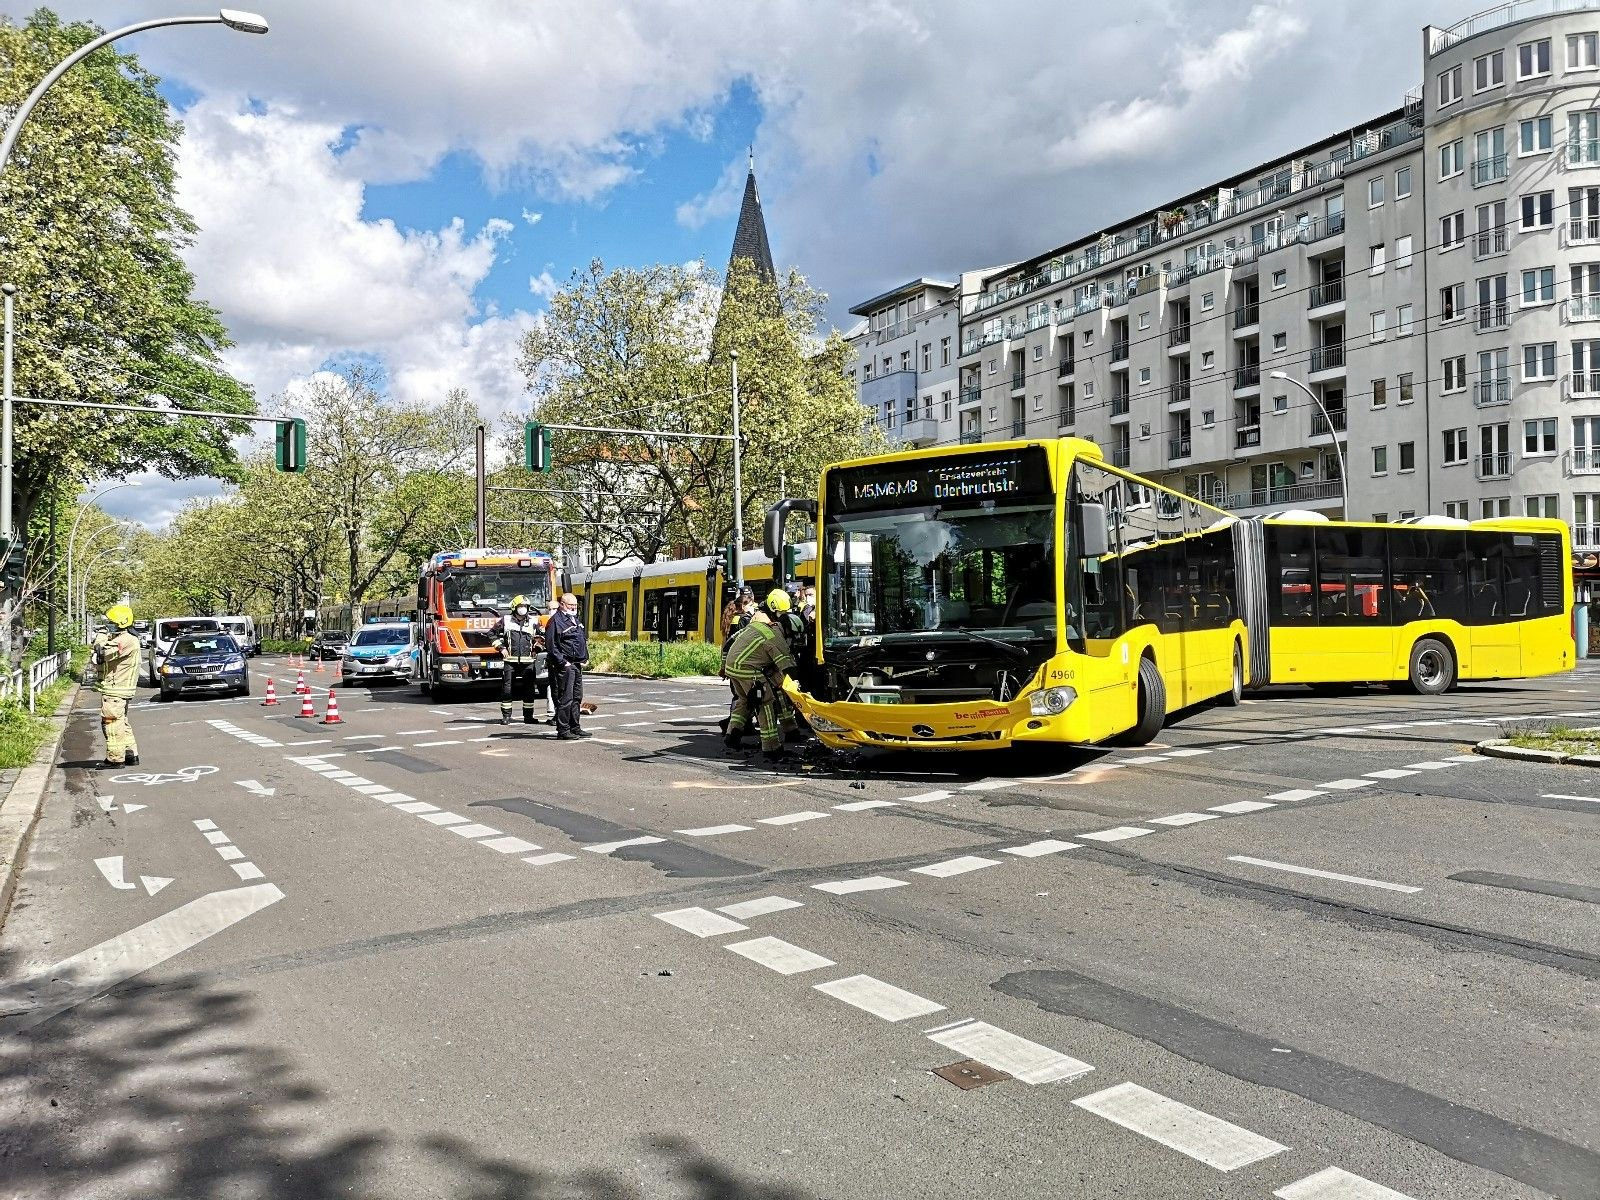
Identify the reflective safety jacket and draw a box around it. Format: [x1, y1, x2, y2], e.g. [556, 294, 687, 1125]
[494, 613, 542, 663]
[93, 631, 142, 699]
[723, 614, 795, 683]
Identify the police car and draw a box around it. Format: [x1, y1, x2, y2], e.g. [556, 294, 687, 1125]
[339, 621, 417, 685]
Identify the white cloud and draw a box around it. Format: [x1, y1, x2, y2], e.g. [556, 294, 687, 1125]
[528, 270, 560, 300]
[521, 208, 544, 226]
[676, 154, 748, 230]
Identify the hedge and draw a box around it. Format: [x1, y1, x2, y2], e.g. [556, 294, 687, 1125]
[587, 640, 722, 678]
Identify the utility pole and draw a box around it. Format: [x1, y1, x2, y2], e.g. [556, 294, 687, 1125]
[46, 490, 55, 655]
[474, 423, 487, 547]
[731, 350, 744, 588]
[2, 284, 14, 666]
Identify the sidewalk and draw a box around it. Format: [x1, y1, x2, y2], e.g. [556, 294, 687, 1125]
[0, 684, 80, 933]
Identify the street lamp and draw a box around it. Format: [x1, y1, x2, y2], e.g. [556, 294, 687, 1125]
[1269, 371, 1348, 516]
[79, 545, 129, 642]
[66, 482, 137, 627]
[69, 518, 135, 627]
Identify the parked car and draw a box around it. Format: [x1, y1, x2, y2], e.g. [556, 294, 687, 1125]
[340, 622, 416, 685]
[157, 633, 249, 700]
[147, 617, 224, 685]
[309, 630, 349, 660]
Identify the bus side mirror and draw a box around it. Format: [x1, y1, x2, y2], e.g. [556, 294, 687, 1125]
[764, 498, 818, 559]
[1077, 503, 1109, 559]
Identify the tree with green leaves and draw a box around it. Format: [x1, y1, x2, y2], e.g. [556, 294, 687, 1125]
[0, 9, 254, 538]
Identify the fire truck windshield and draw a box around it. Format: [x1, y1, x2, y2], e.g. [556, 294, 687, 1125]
[440, 569, 552, 614]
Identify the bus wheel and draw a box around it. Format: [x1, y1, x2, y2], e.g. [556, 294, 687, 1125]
[1118, 657, 1167, 745]
[1406, 638, 1455, 695]
[1218, 644, 1244, 707]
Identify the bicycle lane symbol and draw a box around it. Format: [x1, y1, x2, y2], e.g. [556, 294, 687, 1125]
[108, 765, 220, 787]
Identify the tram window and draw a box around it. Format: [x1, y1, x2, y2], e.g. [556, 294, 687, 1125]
[642, 586, 700, 639]
[1315, 528, 1389, 625]
[592, 593, 627, 632]
[1267, 524, 1317, 626]
[1388, 529, 1468, 623]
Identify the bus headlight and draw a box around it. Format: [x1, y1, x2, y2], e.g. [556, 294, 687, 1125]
[1029, 686, 1077, 716]
[807, 713, 848, 734]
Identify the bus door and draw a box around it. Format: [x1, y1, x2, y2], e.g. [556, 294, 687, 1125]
[1468, 534, 1521, 676]
[1312, 528, 1392, 681]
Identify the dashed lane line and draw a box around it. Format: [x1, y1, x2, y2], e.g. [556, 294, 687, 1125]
[725, 936, 836, 975]
[193, 818, 265, 881]
[813, 876, 908, 895]
[1275, 1167, 1419, 1200]
[813, 974, 944, 1022]
[927, 1018, 1093, 1085]
[909, 855, 1001, 878]
[1072, 1082, 1285, 1171]
[1228, 856, 1422, 895]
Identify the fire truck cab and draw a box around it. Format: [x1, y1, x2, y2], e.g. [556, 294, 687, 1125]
[415, 547, 557, 694]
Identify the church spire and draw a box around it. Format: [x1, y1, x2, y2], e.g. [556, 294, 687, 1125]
[727, 158, 776, 284]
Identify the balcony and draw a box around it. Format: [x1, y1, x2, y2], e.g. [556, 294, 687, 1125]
[1474, 302, 1509, 332]
[1474, 375, 1511, 406]
[1111, 446, 1131, 467]
[1567, 138, 1600, 169]
[895, 416, 940, 446]
[1309, 342, 1345, 375]
[1011, 418, 1026, 438]
[1010, 369, 1026, 393]
[1473, 228, 1507, 259]
[1233, 303, 1259, 331]
[1169, 379, 1192, 405]
[1110, 394, 1131, 417]
[1570, 295, 1600, 322]
[1057, 357, 1075, 378]
[1058, 404, 1076, 427]
[1167, 324, 1191, 349]
[860, 367, 918, 414]
[1235, 425, 1262, 449]
[1110, 339, 1130, 364]
[1310, 408, 1348, 437]
[1308, 278, 1345, 310]
[1567, 448, 1600, 475]
[1168, 436, 1192, 462]
[1224, 478, 1342, 512]
[959, 384, 982, 406]
[959, 428, 983, 445]
[1577, 523, 1600, 552]
[1471, 154, 1509, 187]
[1567, 217, 1600, 246]
[1234, 364, 1261, 391]
[1568, 370, 1600, 397]
[1476, 452, 1511, 479]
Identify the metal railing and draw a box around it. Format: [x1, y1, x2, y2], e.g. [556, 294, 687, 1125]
[1110, 393, 1131, 417]
[1567, 447, 1600, 474]
[1569, 137, 1600, 168]
[0, 650, 71, 714]
[1110, 339, 1130, 363]
[1310, 342, 1345, 373]
[1058, 405, 1076, 426]
[1233, 303, 1259, 329]
[1057, 357, 1075, 377]
[1575, 522, 1600, 550]
[1225, 479, 1342, 510]
[1308, 279, 1344, 309]
[1169, 379, 1192, 405]
[1011, 418, 1026, 437]
[1474, 228, 1508, 258]
[1569, 370, 1600, 396]
[1474, 375, 1512, 405]
[1168, 436, 1192, 461]
[1010, 370, 1026, 392]
[1111, 446, 1131, 467]
[959, 384, 982, 405]
[1474, 301, 1509, 331]
[1569, 216, 1600, 245]
[1471, 154, 1510, 186]
[1476, 451, 1512, 478]
[1569, 294, 1600, 321]
[1234, 364, 1261, 390]
[1430, 2, 1600, 54]
[1167, 324, 1191, 348]
[1235, 425, 1262, 449]
[959, 428, 983, 445]
[1310, 408, 1348, 436]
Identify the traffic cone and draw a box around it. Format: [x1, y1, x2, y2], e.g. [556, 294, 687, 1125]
[320, 689, 344, 725]
[296, 689, 316, 718]
[261, 677, 279, 706]
[314, 655, 325, 674]
[295, 670, 309, 695]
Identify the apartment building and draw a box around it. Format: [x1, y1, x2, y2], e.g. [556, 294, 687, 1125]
[850, 1, 1600, 557]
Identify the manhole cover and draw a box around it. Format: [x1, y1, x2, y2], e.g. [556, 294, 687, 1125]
[932, 1059, 1010, 1090]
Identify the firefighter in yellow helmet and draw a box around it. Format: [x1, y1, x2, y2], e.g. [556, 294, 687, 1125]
[722, 589, 798, 763]
[93, 604, 142, 766]
[492, 594, 543, 726]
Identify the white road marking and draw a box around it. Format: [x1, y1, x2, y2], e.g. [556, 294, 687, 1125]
[584, 836, 665, 854]
[675, 824, 753, 836]
[377, 793, 416, 805]
[834, 799, 897, 812]
[812, 876, 907, 895]
[654, 907, 747, 938]
[193, 819, 217, 831]
[1079, 826, 1154, 842]
[1209, 800, 1276, 814]
[1161, 747, 1211, 758]
[620, 721, 654, 728]
[1404, 761, 1456, 770]
[351, 784, 392, 796]
[588, 737, 632, 746]
[725, 936, 835, 975]
[910, 856, 1000, 878]
[1119, 755, 1166, 765]
[523, 852, 575, 866]
[354, 746, 405, 754]
[1148, 813, 1218, 827]
[413, 740, 461, 748]
[899, 791, 951, 803]
[216, 846, 245, 861]
[0, 883, 285, 1032]
[758, 811, 829, 825]
[393, 801, 438, 813]
[1274, 1167, 1417, 1200]
[336, 776, 374, 787]
[1265, 789, 1325, 802]
[394, 728, 436, 735]
[140, 876, 173, 897]
[1229, 855, 1422, 894]
[231, 862, 265, 881]
[342, 734, 382, 741]
[203, 831, 231, 845]
[1544, 792, 1600, 803]
[1072, 1082, 1286, 1170]
[718, 896, 803, 919]
[321, 770, 357, 781]
[419, 812, 468, 826]
[1443, 754, 1479, 762]
[479, 835, 542, 854]
[121, 802, 146, 814]
[448, 823, 503, 839]
[1001, 839, 1081, 857]
[926, 1019, 1093, 1085]
[961, 780, 1016, 792]
[1364, 768, 1420, 780]
[93, 856, 134, 890]
[1317, 779, 1373, 790]
[813, 974, 944, 1022]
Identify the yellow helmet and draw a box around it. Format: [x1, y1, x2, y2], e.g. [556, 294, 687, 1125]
[510, 594, 529, 612]
[104, 604, 134, 628]
[765, 589, 791, 613]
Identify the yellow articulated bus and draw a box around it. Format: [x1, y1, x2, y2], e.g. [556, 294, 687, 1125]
[764, 437, 1574, 751]
[571, 547, 816, 643]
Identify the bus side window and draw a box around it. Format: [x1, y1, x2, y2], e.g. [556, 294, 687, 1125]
[1266, 524, 1316, 625]
[1316, 528, 1388, 625]
[1466, 531, 1506, 624]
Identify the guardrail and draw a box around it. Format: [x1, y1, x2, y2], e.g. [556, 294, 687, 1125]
[0, 649, 71, 713]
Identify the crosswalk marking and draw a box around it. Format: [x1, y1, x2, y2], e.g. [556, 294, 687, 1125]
[718, 896, 803, 919]
[1079, 826, 1154, 842]
[725, 936, 835, 975]
[1274, 1167, 1417, 1200]
[1209, 800, 1275, 814]
[1001, 839, 1081, 857]
[813, 974, 944, 1022]
[909, 856, 1000, 878]
[654, 908, 746, 938]
[1072, 1082, 1285, 1171]
[926, 1019, 1093, 1085]
[1148, 813, 1217, 826]
[813, 876, 907, 895]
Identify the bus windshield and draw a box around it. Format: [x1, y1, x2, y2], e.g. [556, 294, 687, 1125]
[821, 448, 1057, 647]
[439, 569, 551, 614]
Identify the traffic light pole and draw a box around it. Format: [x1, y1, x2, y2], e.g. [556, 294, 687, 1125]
[730, 350, 743, 590]
[474, 424, 487, 547]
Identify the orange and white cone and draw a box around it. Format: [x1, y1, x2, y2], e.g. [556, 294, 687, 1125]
[295, 670, 309, 695]
[296, 689, 316, 718]
[320, 689, 344, 725]
[261, 677, 279, 706]
[314, 655, 325, 674]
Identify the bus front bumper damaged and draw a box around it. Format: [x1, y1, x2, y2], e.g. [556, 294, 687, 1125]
[789, 685, 1086, 750]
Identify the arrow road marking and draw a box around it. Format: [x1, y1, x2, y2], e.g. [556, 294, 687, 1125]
[235, 780, 276, 797]
[140, 876, 173, 896]
[122, 803, 146, 814]
[97, 796, 114, 813]
[93, 856, 136, 890]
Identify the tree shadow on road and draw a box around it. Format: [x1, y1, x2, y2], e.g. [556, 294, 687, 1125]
[0, 964, 815, 1200]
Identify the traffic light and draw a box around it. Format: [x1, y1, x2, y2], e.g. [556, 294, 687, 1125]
[782, 544, 798, 582]
[524, 421, 552, 473]
[0, 537, 25, 595]
[274, 418, 307, 473]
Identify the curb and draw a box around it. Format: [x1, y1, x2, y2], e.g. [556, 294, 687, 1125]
[1474, 737, 1598, 765]
[0, 682, 81, 936]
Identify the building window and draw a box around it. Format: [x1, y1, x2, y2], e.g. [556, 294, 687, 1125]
[1444, 500, 1469, 519]
[1372, 378, 1387, 408]
[1395, 235, 1413, 268]
[1444, 356, 1467, 392]
[1397, 303, 1414, 336]
[1440, 139, 1464, 179]
[1482, 497, 1511, 519]
[1519, 38, 1552, 79]
[1520, 115, 1554, 154]
[1272, 269, 1287, 289]
[1273, 393, 1288, 412]
[1396, 165, 1412, 198]
[1202, 350, 1215, 368]
[941, 391, 951, 421]
[1522, 266, 1556, 304]
[1372, 446, 1388, 474]
[1370, 244, 1386, 274]
[1441, 283, 1465, 322]
[1439, 64, 1463, 106]
[987, 358, 997, 374]
[1399, 372, 1414, 403]
[1399, 441, 1416, 471]
[1371, 311, 1387, 342]
[940, 337, 950, 366]
[1440, 211, 1465, 250]
[1201, 292, 1215, 311]
[1399, 510, 1416, 521]
[899, 350, 911, 372]
[1368, 176, 1384, 207]
[1201, 409, 1215, 426]
[1273, 332, 1287, 352]
[1521, 192, 1555, 230]
[1372, 513, 1390, 524]
[1526, 494, 1559, 518]
[1137, 312, 1150, 330]
[1524, 417, 1558, 455]
[1571, 32, 1599, 70]
[1443, 427, 1468, 464]
[1138, 367, 1150, 385]
[1474, 50, 1504, 91]
[921, 344, 931, 373]
[1524, 342, 1557, 380]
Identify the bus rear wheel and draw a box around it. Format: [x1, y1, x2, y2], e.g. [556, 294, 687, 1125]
[1117, 657, 1167, 745]
[1406, 638, 1455, 695]
[1217, 644, 1244, 707]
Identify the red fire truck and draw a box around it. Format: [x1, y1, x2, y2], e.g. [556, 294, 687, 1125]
[414, 547, 558, 694]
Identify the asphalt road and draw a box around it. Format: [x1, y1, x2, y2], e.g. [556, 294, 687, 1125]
[0, 657, 1596, 1199]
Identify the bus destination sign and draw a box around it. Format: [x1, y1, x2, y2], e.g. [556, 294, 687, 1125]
[830, 448, 1053, 514]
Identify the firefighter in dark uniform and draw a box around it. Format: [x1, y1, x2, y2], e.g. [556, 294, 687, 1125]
[722, 589, 798, 763]
[493, 594, 544, 725]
